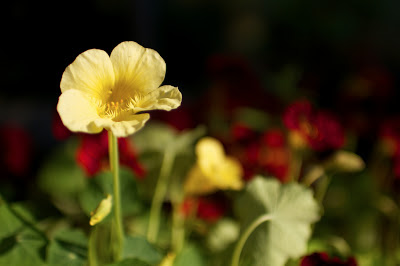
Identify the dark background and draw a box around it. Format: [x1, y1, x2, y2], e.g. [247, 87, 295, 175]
[1, 0, 400, 160]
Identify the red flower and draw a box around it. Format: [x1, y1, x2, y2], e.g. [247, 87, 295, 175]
[232, 123, 256, 143]
[379, 117, 400, 157]
[283, 100, 345, 151]
[258, 129, 291, 182]
[76, 131, 146, 178]
[152, 106, 196, 131]
[181, 197, 226, 223]
[0, 125, 33, 177]
[228, 125, 291, 182]
[52, 112, 72, 140]
[300, 252, 357, 266]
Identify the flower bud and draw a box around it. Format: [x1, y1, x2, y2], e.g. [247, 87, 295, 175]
[90, 194, 112, 226]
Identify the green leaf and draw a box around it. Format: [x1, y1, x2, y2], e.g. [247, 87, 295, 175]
[37, 139, 86, 198]
[132, 122, 205, 155]
[46, 228, 88, 266]
[234, 176, 320, 266]
[173, 244, 206, 266]
[233, 108, 270, 131]
[79, 168, 143, 220]
[131, 122, 177, 153]
[206, 218, 240, 253]
[107, 258, 152, 266]
[0, 203, 47, 266]
[122, 235, 164, 265]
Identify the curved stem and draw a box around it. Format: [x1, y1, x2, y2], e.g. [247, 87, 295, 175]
[147, 150, 175, 243]
[231, 214, 273, 266]
[108, 131, 123, 261]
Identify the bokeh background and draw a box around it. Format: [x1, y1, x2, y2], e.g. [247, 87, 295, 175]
[2, 0, 400, 150]
[1, 1, 400, 259]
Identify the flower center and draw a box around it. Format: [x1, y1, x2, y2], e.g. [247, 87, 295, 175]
[96, 98, 131, 119]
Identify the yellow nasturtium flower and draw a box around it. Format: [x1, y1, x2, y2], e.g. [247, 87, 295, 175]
[57, 41, 182, 137]
[184, 137, 244, 195]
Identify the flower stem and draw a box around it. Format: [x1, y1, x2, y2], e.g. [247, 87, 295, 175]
[315, 175, 332, 204]
[171, 200, 185, 253]
[231, 214, 273, 266]
[108, 131, 123, 261]
[147, 150, 175, 243]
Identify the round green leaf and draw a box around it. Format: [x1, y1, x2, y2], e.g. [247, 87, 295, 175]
[234, 176, 320, 266]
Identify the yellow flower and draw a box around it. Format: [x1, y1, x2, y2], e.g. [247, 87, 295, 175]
[57, 41, 182, 137]
[184, 137, 244, 195]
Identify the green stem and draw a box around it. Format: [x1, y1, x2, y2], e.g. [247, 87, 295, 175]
[231, 214, 273, 266]
[108, 131, 123, 261]
[290, 150, 303, 182]
[147, 150, 175, 243]
[171, 201, 185, 253]
[315, 175, 332, 205]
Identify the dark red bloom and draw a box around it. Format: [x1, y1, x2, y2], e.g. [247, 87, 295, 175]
[228, 125, 291, 182]
[300, 252, 357, 266]
[152, 106, 196, 131]
[0, 125, 33, 177]
[181, 197, 226, 223]
[232, 123, 256, 143]
[76, 131, 146, 179]
[52, 112, 72, 140]
[379, 117, 400, 157]
[258, 129, 291, 182]
[283, 100, 345, 151]
[262, 129, 286, 148]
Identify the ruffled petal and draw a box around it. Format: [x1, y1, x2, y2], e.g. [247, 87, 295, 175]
[60, 49, 115, 101]
[57, 90, 103, 133]
[94, 113, 150, 137]
[110, 41, 166, 100]
[132, 85, 182, 112]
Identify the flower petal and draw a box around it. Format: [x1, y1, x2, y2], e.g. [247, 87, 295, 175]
[196, 137, 226, 175]
[184, 165, 218, 196]
[60, 49, 115, 101]
[57, 89, 103, 133]
[132, 85, 182, 112]
[94, 113, 150, 137]
[110, 41, 166, 100]
[216, 156, 244, 190]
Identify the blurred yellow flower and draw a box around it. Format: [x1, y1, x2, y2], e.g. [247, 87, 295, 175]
[184, 137, 244, 195]
[57, 41, 182, 137]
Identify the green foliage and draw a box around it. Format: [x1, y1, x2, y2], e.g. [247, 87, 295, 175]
[234, 176, 320, 266]
[46, 229, 88, 266]
[132, 123, 204, 200]
[0, 202, 47, 266]
[37, 139, 86, 198]
[173, 244, 206, 266]
[79, 168, 143, 220]
[107, 258, 152, 266]
[122, 235, 164, 265]
[206, 218, 240, 253]
[132, 122, 206, 155]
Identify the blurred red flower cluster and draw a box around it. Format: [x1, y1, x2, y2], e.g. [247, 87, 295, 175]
[229, 123, 291, 182]
[283, 100, 345, 152]
[300, 252, 357, 266]
[76, 131, 146, 178]
[181, 196, 227, 223]
[52, 113, 145, 179]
